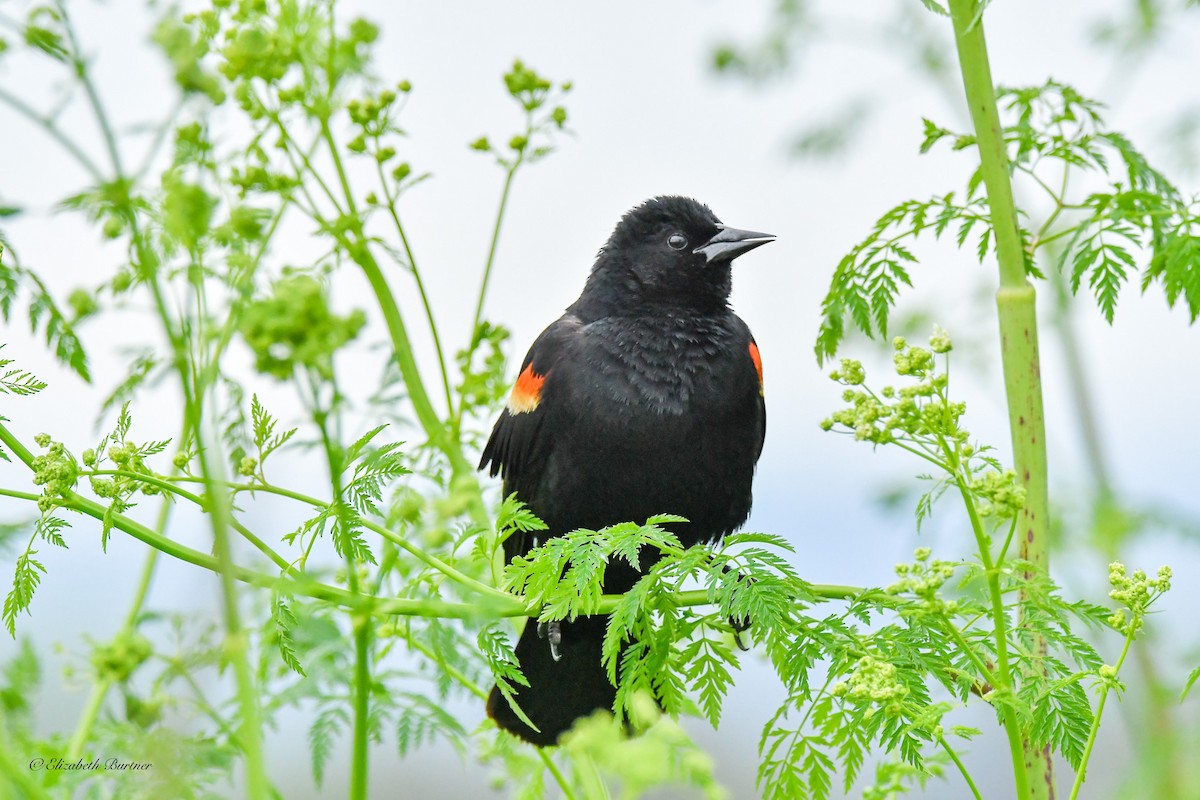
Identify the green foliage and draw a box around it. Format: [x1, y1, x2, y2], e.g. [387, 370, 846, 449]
[0, 246, 90, 381]
[0, 350, 47, 398]
[249, 393, 297, 480]
[2, 545, 45, 637]
[1184, 665, 1200, 701]
[817, 79, 1199, 362]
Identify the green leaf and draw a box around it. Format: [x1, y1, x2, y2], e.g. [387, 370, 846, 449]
[250, 393, 297, 464]
[3, 548, 46, 637]
[0, 367, 46, 396]
[395, 692, 468, 757]
[919, 118, 952, 153]
[308, 705, 348, 785]
[343, 424, 388, 466]
[98, 351, 159, 421]
[680, 633, 736, 727]
[815, 195, 991, 362]
[271, 595, 305, 677]
[35, 516, 68, 549]
[722, 531, 795, 552]
[0, 639, 41, 718]
[25, 272, 90, 382]
[1183, 664, 1200, 701]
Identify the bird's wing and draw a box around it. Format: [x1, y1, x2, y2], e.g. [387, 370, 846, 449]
[479, 315, 579, 560]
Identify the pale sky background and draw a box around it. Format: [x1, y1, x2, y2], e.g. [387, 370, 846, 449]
[1, 1, 1199, 798]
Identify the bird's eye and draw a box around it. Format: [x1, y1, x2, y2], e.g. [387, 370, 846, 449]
[667, 233, 688, 250]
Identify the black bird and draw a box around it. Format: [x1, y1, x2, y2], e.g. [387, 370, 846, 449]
[479, 196, 772, 746]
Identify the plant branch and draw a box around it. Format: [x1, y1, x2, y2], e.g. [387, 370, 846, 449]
[947, 1, 1054, 796]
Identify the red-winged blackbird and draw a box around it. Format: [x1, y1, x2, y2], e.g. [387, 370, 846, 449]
[479, 195, 772, 746]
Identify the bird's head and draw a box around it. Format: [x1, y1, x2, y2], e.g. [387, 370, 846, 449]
[585, 196, 774, 313]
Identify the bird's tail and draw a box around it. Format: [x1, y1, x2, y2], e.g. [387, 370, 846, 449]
[487, 614, 616, 746]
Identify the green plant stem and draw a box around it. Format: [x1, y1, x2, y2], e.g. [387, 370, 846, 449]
[310, 383, 371, 800]
[539, 751, 578, 800]
[87, 470, 292, 572]
[452, 136, 529, 441]
[64, 491, 169, 762]
[467, 163, 518, 377]
[951, 463, 1030, 800]
[948, 2, 1053, 797]
[1069, 632, 1134, 800]
[352, 241, 492, 530]
[375, 160, 454, 413]
[939, 735, 984, 800]
[190, 425, 271, 800]
[349, 617, 370, 800]
[65, 681, 108, 760]
[0, 446, 865, 627]
[403, 635, 487, 701]
[168, 473, 501, 599]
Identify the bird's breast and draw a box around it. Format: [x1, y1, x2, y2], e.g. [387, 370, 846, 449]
[573, 313, 745, 418]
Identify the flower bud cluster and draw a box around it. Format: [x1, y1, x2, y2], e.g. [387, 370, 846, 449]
[90, 632, 153, 683]
[820, 330, 966, 446]
[239, 275, 365, 380]
[220, 24, 290, 84]
[238, 456, 258, 477]
[832, 656, 908, 715]
[89, 439, 162, 500]
[504, 59, 554, 111]
[887, 548, 959, 615]
[1106, 562, 1171, 636]
[969, 469, 1026, 519]
[928, 325, 953, 354]
[31, 437, 78, 513]
[471, 62, 570, 166]
[229, 164, 297, 197]
[346, 82, 411, 151]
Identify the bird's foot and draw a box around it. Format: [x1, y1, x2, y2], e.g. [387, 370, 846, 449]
[718, 562, 754, 651]
[729, 614, 751, 652]
[537, 619, 563, 662]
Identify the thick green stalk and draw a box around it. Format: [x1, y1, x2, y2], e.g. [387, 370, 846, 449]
[947, 2, 1054, 798]
[353, 242, 492, 530]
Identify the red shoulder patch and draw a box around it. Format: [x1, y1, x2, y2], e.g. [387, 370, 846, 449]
[749, 341, 763, 395]
[507, 363, 546, 414]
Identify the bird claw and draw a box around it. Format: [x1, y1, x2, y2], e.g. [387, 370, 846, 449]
[729, 615, 751, 651]
[719, 562, 753, 651]
[537, 619, 563, 662]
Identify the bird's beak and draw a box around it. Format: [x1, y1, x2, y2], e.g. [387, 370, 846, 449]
[693, 224, 776, 263]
